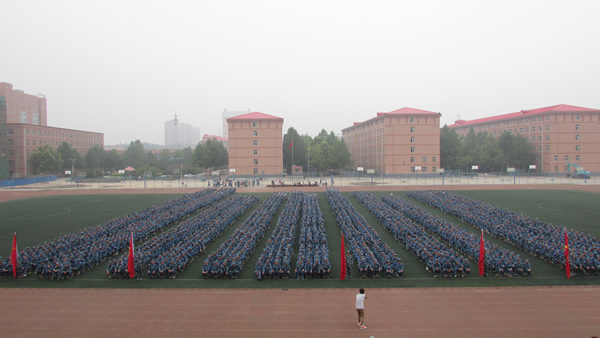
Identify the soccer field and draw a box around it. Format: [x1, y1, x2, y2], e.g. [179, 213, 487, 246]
[1, 189, 599, 289]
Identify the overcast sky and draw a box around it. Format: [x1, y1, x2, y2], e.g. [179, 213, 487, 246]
[2, 0, 599, 146]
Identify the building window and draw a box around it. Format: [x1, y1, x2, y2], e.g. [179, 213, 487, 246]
[576, 124, 580, 131]
[545, 145, 549, 152]
[554, 155, 558, 161]
[410, 147, 415, 153]
[564, 155, 569, 162]
[421, 156, 427, 163]
[432, 156, 437, 163]
[32, 130, 36, 136]
[253, 131, 257, 136]
[422, 167, 427, 173]
[545, 116, 550, 121]
[411, 167, 416, 172]
[410, 117, 415, 123]
[8, 149, 14, 155]
[538, 136, 542, 142]
[254, 168, 258, 174]
[7, 128, 13, 135]
[410, 157, 415, 163]
[576, 135, 580, 141]
[554, 166, 559, 172]
[525, 127, 529, 132]
[575, 114, 580, 121]
[26, 139, 30, 145]
[432, 167, 437, 173]
[410, 127, 415, 133]
[520, 128, 523, 133]
[538, 126, 542, 132]
[410, 137, 415, 143]
[9, 160, 14, 166]
[576, 145, 580, 151]
[8, 139, 14, 145]
[545, 125, 549, 131]
[254, 159, 258, 165]
[538, 146, 542, 151]
[253, 149, 258, 155]
[545, 135, 549, 141]
[25, 129, 29, 135]
[253, 140, 258, 146]
[576, 155, 580, 162]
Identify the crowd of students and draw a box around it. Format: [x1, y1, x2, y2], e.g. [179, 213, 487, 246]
[106, 194, 257, 279]
[408, 190, 599, 276]
[382, 194, 531, 277]
[295, 193, 331, 279]
[0, 189, 233, 279]
[255, 192, 303, 280]
[327, 188, 403, 278]
[353, 191, 468, 278]
[202, 192, 287, 279]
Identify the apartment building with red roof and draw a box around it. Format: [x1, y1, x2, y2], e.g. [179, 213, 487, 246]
[342, 107, 441, 174]
[227, 112, 283, 176]
[448, 104, 600, 173]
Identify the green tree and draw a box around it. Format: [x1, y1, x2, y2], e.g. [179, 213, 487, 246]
[30, 145, 62, 175]
[123, 140, 145, 168]
[105, 149, 124, 172]
[283, 127, 306, 174]
[56, 142, 83, 171]
[193, 139, 228, 170]
[440, 125, 463, 169]
[85, 145, 106, 175]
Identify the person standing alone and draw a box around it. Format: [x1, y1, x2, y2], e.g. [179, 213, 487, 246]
[356, 288, 367, 329]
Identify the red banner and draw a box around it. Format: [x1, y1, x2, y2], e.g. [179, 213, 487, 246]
[564, 229, 571, 279]
[11, 233, 18, 279]
[478, 230, 485, 277]
[128, 233, 135, 279]
[340, 233, 346, 280]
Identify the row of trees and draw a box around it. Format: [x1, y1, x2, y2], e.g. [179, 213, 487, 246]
[440, 126, 537, 172]
[30, 139, 229, 178]
[283, 127, 353, 175]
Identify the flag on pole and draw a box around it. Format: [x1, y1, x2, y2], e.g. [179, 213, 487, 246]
[478, 229, 485, 277]
[128, 232, 135, 279]
[288, 138, 293, 150]
[564, 228, 571, 279]
[11, 232, 18, 279]
[340, 233, 346, 280]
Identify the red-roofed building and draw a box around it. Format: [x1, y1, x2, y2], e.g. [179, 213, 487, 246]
[342, 107, 441, 174]
[202, 134, 229, 149]
[227, 112, 283, 176]
[448, 104, 600, 173]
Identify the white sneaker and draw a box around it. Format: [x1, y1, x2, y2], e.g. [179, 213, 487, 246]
[360, 325, 367, 330]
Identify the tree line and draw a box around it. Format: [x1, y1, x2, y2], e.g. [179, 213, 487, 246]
[30, 139, 228, 178]
[440, 126, 537, 173]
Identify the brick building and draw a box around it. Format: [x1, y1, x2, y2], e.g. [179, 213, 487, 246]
[1, 82, 103, 179]
[448, 104, 600, 173]
[342, 107, 441, 174]
[227, 112, 283, 176]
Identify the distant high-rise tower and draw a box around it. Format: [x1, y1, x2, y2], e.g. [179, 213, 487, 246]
[164, 113, 200, 148]
[222, 109, 251, 139]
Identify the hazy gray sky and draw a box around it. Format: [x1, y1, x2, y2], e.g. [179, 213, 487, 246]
[2, 0, 599, 146]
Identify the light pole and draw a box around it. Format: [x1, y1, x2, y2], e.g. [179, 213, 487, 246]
[69, 158, 75, 182]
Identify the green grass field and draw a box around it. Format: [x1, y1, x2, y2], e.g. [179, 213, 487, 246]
[1, 189, 599, 289]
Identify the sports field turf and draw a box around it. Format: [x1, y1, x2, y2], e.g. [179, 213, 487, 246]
[1, 189, 599, 289]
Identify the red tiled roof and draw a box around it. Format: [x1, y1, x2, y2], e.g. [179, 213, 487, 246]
[448, 104, 599, 128]
[383, 107, 440, 115]
[227, 112, 283, 121]
[202, 134, 228, 142]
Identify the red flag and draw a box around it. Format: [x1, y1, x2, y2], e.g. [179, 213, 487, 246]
[478, 230, 485, 277]
[564, 229, 571, 279]
[288, 138, 293, 150]
[128, 232, 135, 279]
[340, 233, 346, 280]
[11, 232, 18, 279]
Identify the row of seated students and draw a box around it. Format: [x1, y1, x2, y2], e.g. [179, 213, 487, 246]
[326, 188, 404, 279]
[255, 192, 303, 280]
[353, 191, 466, 278]
[202, 193, 287, 279]
[106, 194, 256, 279]
[295, 193, 331, 279]
[1, 189, 233, 280]
[408, 190, 598, 277]
[381, 194, 531, 277]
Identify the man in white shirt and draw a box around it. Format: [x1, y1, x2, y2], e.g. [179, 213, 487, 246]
[356, 288, 367, 329]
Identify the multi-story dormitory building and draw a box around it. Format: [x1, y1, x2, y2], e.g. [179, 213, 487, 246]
[448, 104, 600, 173]
[342, 107, 441, 174]
[0, 82, 103, 179]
